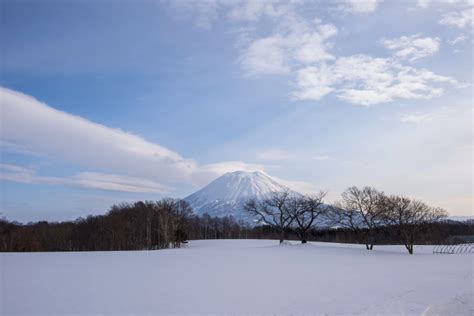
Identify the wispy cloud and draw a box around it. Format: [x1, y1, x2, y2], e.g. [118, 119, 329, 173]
[71, 172, 169, 193]
[448, 34, 468, 45]
[416, 0, 474, 29]
[0, 87, 268, 188]
[399, 112, 433, 123]
[337, 0, 382, 14]
[239, 15, 337, 77]
[0, 163, 169, 193]
[399, 105, 466, 124]
[167, 1, 461, 107]
[0, 140, 45, 157]
[439, 6, 473, 29]
[228, 1, 288, 22]
[240, 35, 291, 77]
[416, 0, 431, 9]
[1, 87, 196, 182]
[382, 34, 440, 62]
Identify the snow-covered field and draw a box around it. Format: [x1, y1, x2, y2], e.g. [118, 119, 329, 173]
[1, 240, 472, 315]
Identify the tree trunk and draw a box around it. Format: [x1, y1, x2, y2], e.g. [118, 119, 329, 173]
[299, 230, 307, 244]
[279, 228, 285, 244]
[367, 232, 375, 250]
[405, 243, 414, 254]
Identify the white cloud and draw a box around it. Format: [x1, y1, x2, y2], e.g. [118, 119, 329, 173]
[293, 64, 335, 100]
[399, 105, 466, 123]
[71, 172, 169, 193]
[294, 54, 459, 106]
[399, 112, 433, 123]
[338, 0, 382, 14]
[240, 35, 290, 76]
[417, 0, 431, 8]
[239, 11, 338, 77]
[439, 7, 473, 29]
[0, 140, 45, 157]
[0, 87, 196, 184]
[215, 3, 457, 106]
[414, 0, 473, 29]
[0, 163, 38, 177]
[382, 34, 440, 62]
[0, 87, 268, 189]
[313, 155, 330, 161]
[0, 164, 168, 193]
[294, 24, 338, 64]
[166, 1, 461, 107]
[448, 35, 468, 44]
[227, 1, 287, 22]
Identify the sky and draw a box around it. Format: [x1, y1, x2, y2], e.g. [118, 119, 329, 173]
[0, 0, 472, 222]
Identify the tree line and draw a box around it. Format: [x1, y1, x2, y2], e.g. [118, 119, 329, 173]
[245, 186, 451, 254]
[0, 199, 193, 252]
[1, 186, 471, 254]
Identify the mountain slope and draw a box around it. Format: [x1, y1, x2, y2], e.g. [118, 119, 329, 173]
[185, 171, 294, 221]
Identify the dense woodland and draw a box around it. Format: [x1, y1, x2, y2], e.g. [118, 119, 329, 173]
[1, 186, 472, 254]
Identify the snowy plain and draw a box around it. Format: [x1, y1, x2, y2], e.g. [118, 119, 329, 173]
[1, 239, 472, 315]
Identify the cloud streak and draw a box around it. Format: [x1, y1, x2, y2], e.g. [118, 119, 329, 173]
[338, 0, 382, 14]
[0, 163, 169, 193]
[382, 34, 440, 62]
[0, 87, 268, 190]
[1, 87, 195, 182]
[399, 113, 433, 123]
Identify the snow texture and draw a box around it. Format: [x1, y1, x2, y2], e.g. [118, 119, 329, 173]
[2, 239, 472, 315]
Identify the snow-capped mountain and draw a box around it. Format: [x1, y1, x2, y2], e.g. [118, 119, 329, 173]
[185, 171, 296, 222]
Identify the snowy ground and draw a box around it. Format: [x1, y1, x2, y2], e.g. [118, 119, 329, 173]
[1, 240, 472, 315]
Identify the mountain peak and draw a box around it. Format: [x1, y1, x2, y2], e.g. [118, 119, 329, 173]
[222, 170, 265, 177]
[185, 170, 294, 221]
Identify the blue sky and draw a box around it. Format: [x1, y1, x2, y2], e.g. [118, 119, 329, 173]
[1, 0, 472, 222]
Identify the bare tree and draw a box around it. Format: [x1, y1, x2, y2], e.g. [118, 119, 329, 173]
[171, 199, 193, 248]
[382, 195, 447, 254]
[288, 192, 327, 243]
[245, 190, 293, 244]
[328, 186, 385, 250]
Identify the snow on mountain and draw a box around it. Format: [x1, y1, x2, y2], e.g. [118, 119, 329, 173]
[185, 171, 296, 221]
[446, 216, 474, 222]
